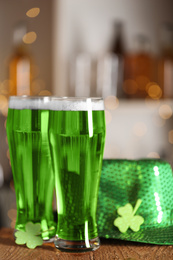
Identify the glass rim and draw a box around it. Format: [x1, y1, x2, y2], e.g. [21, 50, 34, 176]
[8, 96, 105, 111]
[9, 96, 103, 101]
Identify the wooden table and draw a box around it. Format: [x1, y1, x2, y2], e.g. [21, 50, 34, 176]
[0, 228, 173, 260]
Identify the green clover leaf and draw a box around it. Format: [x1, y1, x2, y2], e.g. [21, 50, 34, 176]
[15, 222, 43, 249]
[114, 199, 144, 233]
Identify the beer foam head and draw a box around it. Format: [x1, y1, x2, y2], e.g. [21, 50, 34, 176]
[9, 96, 104, 111]
[8, 96, 52, 110]
[49, 97, 104, 111]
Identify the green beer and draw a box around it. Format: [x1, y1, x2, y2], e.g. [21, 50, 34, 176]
[49, 98, 106, 251]
[6, 96, 55, 240]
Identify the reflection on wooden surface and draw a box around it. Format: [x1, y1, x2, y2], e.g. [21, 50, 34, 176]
[0, 228, 173, 260]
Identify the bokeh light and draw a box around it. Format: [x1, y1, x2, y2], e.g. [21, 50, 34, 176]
[5, 136, 8, 145]
[147, 152, 160, 158]
[4, 119, 7, 129]
[10, 220, 16, 229]
[26, 7, 40, 18]
[0, 95, 8, 110]
[0, 80, 14, 95]
[133, 122, 147, 137]
[31, 79, 46, 95]
[10, 180, 15, 192]
[146, 82, 162, 99]
[105, 110, 112, 125]
[159, 104, 172, 119]
[38, 90, 52, 96]
[23, 32, 37, 44]
[1, 106, 8, 117]
[104, 96, 119, 110]
[6, 149, 10, 160]
[7, 209, 17, 228]
[168, 130, 173, 144]
[7, 209, 17, 220]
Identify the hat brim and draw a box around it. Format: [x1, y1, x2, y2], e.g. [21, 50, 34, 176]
[98, 223, 173, 245]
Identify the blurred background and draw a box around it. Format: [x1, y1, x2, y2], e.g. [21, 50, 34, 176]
[0, 0, 173, 228]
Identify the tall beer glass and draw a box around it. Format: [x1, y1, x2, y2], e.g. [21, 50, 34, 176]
[6, 96, 55, 240]
[49, 97, 106, 252]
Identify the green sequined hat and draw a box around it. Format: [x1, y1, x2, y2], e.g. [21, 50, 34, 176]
[97, 159, 173, 245]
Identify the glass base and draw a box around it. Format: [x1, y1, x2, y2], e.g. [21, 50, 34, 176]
[43, 236, 55, 243]
[54, 236, 100, 253]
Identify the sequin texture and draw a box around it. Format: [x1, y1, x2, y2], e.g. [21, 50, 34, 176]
[97, 159, 173, 245]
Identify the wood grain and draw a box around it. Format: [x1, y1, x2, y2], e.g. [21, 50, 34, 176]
[0, 228, 172, 260]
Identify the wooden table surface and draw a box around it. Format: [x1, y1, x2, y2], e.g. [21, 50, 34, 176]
[0, 228, 173, 260]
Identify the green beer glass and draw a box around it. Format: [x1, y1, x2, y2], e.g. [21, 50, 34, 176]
[6, 96, 55, 240]
[49, 97, 106, 252]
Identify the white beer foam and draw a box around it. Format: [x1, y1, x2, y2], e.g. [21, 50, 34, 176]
[9, 96, 52, 110]
[9, 97, 104, 111]
[49, 98, 104, 111]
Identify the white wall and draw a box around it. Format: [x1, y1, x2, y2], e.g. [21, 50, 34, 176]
[53, 0, 173, 95]
[104, 99, 173, 166]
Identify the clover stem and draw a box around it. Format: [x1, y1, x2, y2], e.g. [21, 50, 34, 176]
[38, 227, 55, 235]
[132, 199, 142, 216]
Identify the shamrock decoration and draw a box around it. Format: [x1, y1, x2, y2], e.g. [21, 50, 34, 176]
[15, 222, 43, 249]
[114, 199, 144, 233]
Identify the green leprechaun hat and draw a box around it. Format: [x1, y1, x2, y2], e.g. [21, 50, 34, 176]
[97, 159, 173, 245]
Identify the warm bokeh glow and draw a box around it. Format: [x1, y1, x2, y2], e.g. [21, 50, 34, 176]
[26, 7, 40, 18]
[133, 122, 147, 137]
[0, 95, 8, 110]
[0, 95, 9, 116]
[1, 79, 14, 95]
[159, 104, 172, 119]
[4, 119, 7, 129]
[7, 209, 17, 220]
[38, 90, 52, 96]
[23, 32, 37, 44]
[147, 152, 160, 158]
[105, 110, 112, 125]
[5, 136, 8, 145]
[147, 82, 162, 99]
[8, 209, 17, 228]
[10, 180, 15, 192]
[31, 79, 46, 95]
[6, 149, 10, 160]
[104, 96, 119, 110]
[168, 130, 173, 144]
[10, 221, 16, 229]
